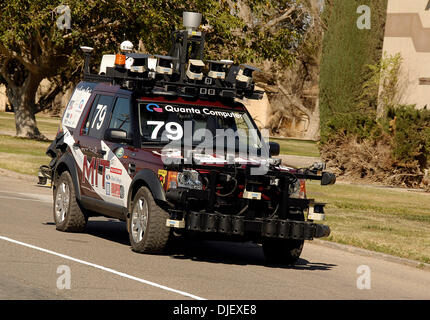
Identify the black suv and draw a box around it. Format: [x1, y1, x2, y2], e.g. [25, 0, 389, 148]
[42, 13, 335, 265]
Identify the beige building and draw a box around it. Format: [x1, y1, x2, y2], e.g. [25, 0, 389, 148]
[0, 85, 8, 112]
[240, 89, 271, 130]
[383, 0, 430, 108]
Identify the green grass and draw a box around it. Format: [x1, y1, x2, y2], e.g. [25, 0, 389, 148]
[306, 181, 430, 264]
[270, 137, 320, 157]
[0, 135, 51, 175]
[0, 112, 57, 175]
[0, 111, 60, 138]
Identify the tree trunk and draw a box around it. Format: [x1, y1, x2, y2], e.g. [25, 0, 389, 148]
[276, 81, 320, 140]
[5, 72, 45, 139]
[305, 97, 320, 141]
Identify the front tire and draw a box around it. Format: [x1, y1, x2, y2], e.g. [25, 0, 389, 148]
[53, 171, 87, 232]
[262, 210, 305, 265]
[128, 186, 171, 254]
[262, 238, 304, 265]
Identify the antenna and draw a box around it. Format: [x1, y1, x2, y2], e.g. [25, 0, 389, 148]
[183, 12, 202, 34]
[169, 12, 206, 81]
[80, 46, 94, 75]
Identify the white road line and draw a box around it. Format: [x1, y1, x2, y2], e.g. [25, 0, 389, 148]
[0, 235, 206, 300]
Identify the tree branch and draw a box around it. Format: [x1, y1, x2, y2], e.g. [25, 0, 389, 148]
[277, 81, 311, 118]
[34, 81, 62, 113]
[255, 82, 278, 94]
[0, 56, 14, 88]
[261, 5, 297, 32]
[62, 20, 121, 39]
[0, 42, 39, 74]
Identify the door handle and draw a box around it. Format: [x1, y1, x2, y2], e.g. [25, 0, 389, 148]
[128, 163, 136, 175]
[73, 142, 81, 148]
[97, 149, 106, 156]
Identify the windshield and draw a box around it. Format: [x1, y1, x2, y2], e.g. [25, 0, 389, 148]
[138, 102, 263, 152]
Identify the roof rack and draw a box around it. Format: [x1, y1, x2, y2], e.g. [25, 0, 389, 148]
[81, 12, 264, 101]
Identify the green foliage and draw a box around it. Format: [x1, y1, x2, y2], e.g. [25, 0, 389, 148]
[0, 0, 309, 72]
[323, 53, 404, 144]
[387, 105, 430, 167]
[315, 0, 430, 182]
[319, 0, 388, 136]
[204, 0, 311, 65]
[361, 52, 403, 117]
[321, 111, 380, 143]
[0, 0, 315, 136]
[319, 0, 430, 170]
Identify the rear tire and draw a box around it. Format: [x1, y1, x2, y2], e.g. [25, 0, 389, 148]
[53, 171, 87, 232]
[128, 186, 171, 254]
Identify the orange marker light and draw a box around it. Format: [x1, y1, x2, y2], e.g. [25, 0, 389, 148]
[115, 54, 126, 67]
[299, 179, 306, 199]
[166, 171, 178, 190]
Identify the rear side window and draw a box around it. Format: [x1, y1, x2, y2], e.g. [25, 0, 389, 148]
[83, 95, 114, 138]
[109, 97, 132, 138]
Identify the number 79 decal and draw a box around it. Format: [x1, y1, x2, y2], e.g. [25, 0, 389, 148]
[92, 104, 107, 130]
[147, 121, 183, 140]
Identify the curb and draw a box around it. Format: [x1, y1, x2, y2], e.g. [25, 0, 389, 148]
[310, 239, 430, 271]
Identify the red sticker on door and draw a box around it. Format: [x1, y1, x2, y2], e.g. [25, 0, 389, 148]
[111, 183, 121, 197]
[110, 167, 122, 175]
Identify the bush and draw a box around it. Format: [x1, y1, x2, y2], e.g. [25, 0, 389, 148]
[321, 111, 380, 143]
[361, 52, 403, 117]
[321, 106, 430, 187]
[387, 106, 430, 168]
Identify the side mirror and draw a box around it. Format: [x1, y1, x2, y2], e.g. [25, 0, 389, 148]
[104, 128, 131, 144]
[321, 172, 336, 186]
[269, 142, 280, 156]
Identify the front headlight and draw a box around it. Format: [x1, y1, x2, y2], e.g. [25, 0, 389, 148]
[177, 169, 203, 190]
[289, 179, 306, 199]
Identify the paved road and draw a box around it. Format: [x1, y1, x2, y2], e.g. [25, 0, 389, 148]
[0, 175, 429, 300]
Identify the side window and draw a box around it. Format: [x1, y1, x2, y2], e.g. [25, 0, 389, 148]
[82, 95, 99, 135]
[84, 95, 114, 138]
[109, 97, 132, 137]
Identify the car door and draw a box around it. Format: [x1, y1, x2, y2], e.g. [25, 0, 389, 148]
[78, 93, 114, 204]
[101, 95, 136, 212]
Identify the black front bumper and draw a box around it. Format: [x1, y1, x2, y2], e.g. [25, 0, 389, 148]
[185, 211, 330, 240]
